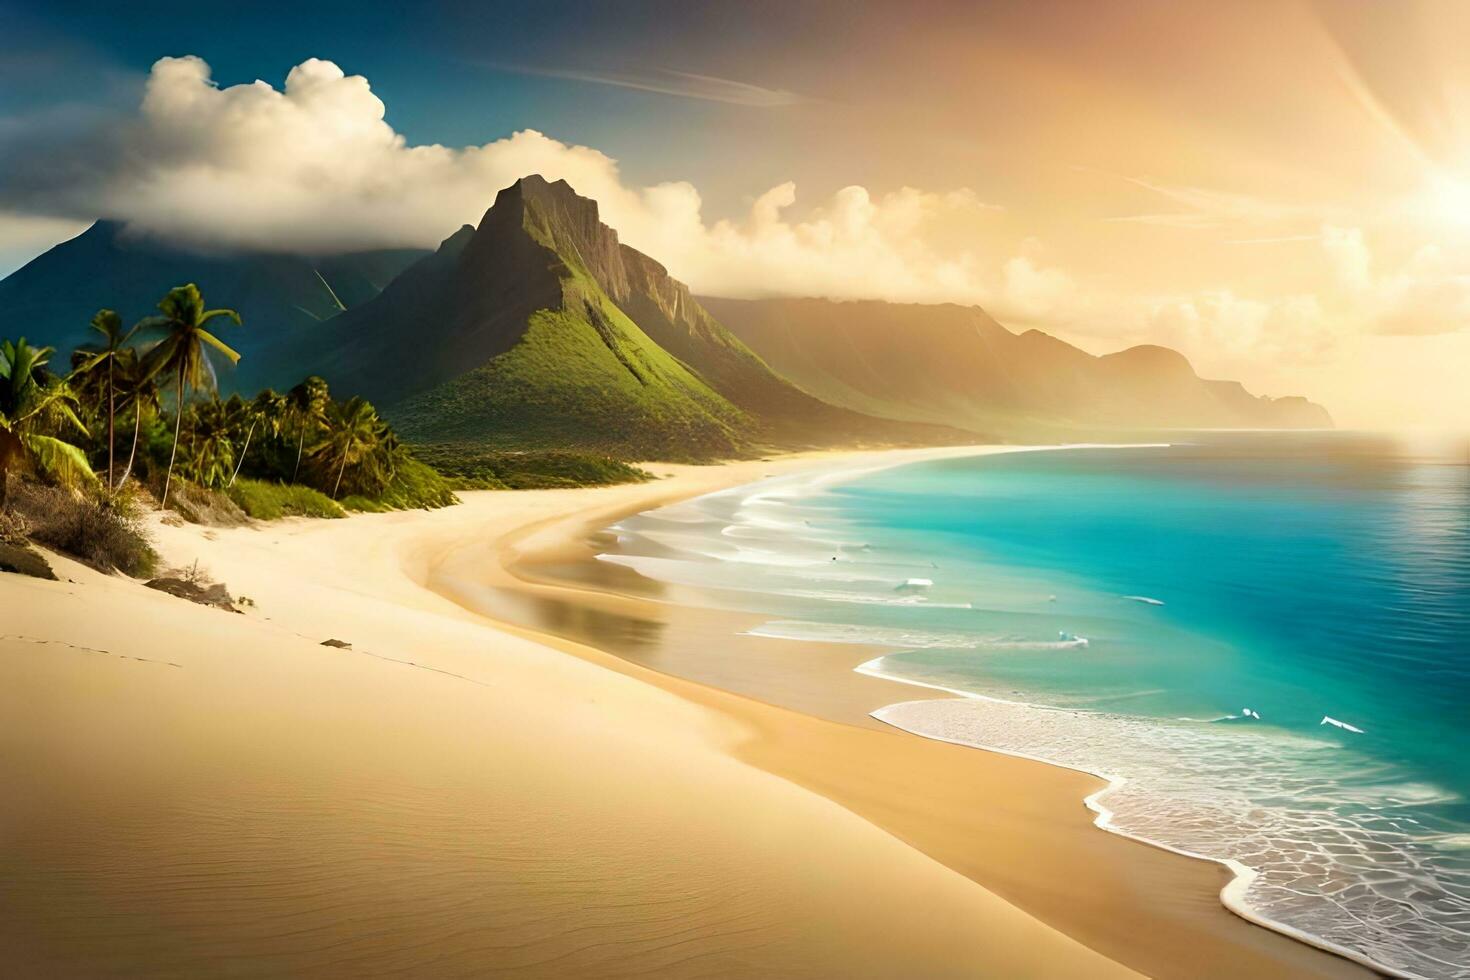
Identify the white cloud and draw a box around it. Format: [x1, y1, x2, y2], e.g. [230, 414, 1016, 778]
[640, 181, 1014, 306]
[1148, 291, 1334, 366]
[1321, 227, 1470, 334]
[1000, 241, 1076, 319]
[0, 55, 1016, 309]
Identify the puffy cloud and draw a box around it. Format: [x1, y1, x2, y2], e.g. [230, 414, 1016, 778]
[1321, 228, 1470, 335]
[85, 56, 650, 256]
[999, 240, 1076, 320]
[642, 182, 1011, 306]
[0, 55, 1012, 309]
[1148, 291, 1335, 367]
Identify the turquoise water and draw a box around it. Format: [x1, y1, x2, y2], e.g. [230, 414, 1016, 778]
[602, 433, 1470, 977]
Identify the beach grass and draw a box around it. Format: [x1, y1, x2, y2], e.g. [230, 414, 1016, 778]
[340, 456, 459, 511]
[9, 480, 159, 576]
[228, 479, 346, 520]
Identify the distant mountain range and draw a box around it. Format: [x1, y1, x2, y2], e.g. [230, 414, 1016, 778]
[702, 297, 1331, 436]
[0, 177, 1330, 458]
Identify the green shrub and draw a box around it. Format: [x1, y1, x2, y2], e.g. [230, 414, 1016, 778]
[340, 457, 457, 512]
[12, 481, 159, 577]
[227, 479, 345, 520]
[412, 445, 654, 490]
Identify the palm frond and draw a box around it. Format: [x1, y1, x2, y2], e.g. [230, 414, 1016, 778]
[70, 350, 109, 376]
[200, 308, 243, 327]
[50, 398, 90, 437]
[197, 329, 242, 364]
[21, 433, 97, 487]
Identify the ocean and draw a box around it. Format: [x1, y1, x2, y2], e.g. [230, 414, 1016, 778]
[598, 432, 1470, 978]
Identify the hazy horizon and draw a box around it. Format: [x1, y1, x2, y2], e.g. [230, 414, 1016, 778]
[4, 0, 1469, 429]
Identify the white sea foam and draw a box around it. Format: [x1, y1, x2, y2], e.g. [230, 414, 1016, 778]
[746, 622, 986, 649]
[864, 672, 1466, 978]
[1123, 595, 1166, 606]
[745, 620, 1100, 651]
[777, 588, 974, 609]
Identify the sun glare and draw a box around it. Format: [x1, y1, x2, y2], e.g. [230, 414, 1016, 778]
[1418, 174, 1470, 230]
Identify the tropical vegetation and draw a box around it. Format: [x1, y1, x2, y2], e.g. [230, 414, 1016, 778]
[0, 338, 95, 506]
[0, 282, 461, 576]
[2, 276, 660, 581]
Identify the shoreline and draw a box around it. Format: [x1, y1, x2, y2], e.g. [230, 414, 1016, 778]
[481, 446, 1376, 979]
[859, 667, 1403, 979]
[0, 446, 1372, 977]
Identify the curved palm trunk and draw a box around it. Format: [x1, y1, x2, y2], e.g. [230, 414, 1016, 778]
[292, 426, 306, 484]
[333, 450, 348, 499]
[120, 402, 142, 487]
[106, 358, 116, 491]
[161, 372, 184, 510]
[228, 419, 257, 488]
[0, 432, 16, 510]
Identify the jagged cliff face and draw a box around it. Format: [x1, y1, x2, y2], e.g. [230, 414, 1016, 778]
[701, 296, 1333, 434]
[502, 179, 808, 415]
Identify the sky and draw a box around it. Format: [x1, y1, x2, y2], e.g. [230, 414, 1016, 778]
[2, 0, 1469, 429]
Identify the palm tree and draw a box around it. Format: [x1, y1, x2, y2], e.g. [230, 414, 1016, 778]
[138, 284, 241, 509]
[309, 396, 387, 499]
[115, 349, 160, 488]
[72, 309, 140, 490]
[181, 397, 236, 490]
[286, 376, 330, 484]
[229, 389, 286, 488]
[0, 338, 94, 506]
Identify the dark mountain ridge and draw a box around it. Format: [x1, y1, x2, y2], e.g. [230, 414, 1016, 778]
[0, 220, 426, 392]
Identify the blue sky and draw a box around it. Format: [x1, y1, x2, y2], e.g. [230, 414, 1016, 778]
[0, 0, 843, 214]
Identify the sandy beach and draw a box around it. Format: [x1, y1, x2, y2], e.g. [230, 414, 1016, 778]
[0, 448, 1371, 978]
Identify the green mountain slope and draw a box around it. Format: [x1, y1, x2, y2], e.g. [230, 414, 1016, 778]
[701, 297, 1332, 436]
[299, 176, 966, 457]
[0, 221, 426, 392]
[389, 275, 751, 458]
[295, 178, 753, 457]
